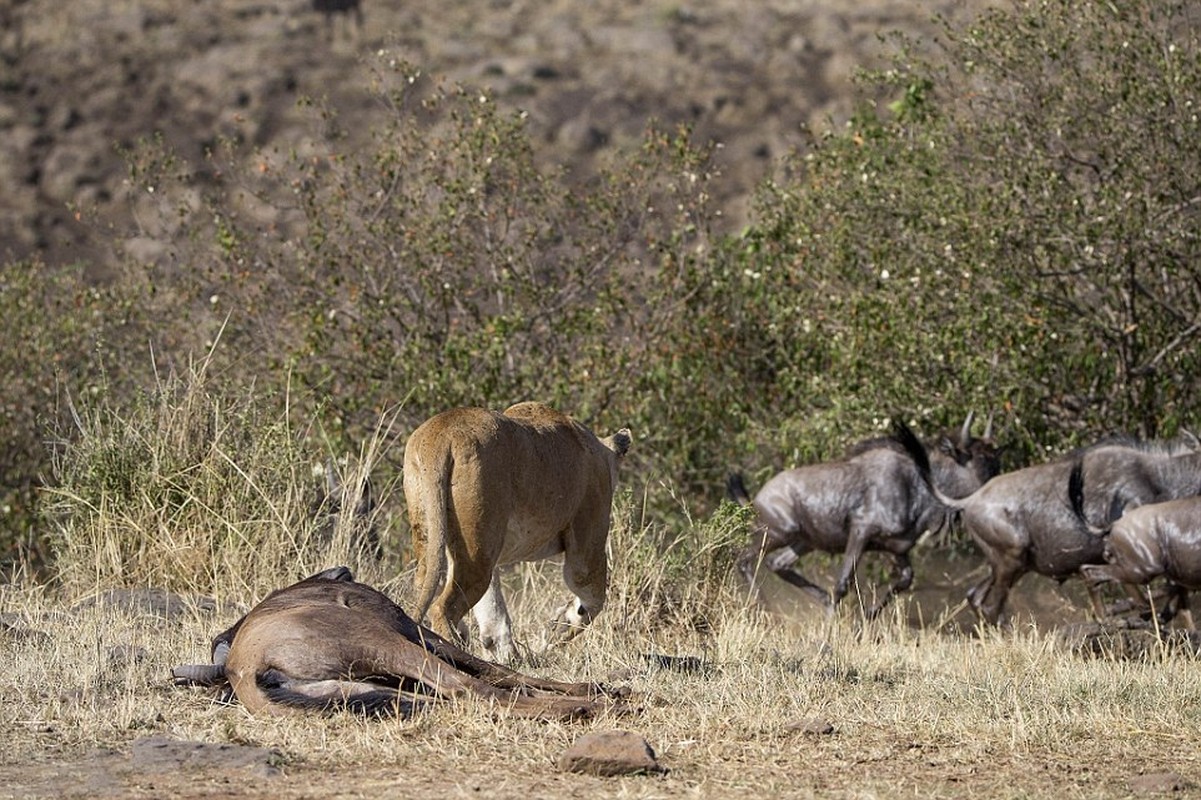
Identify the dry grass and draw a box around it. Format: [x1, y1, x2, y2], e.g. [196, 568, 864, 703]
[3, 545, 1201, 798]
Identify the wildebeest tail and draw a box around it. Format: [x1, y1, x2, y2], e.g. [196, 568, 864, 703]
[1067, 459, 1108, 537]
[256, 670, 422, 717]
[891, 416, 961, 519]
[726, 472, 752, 506]
[891, 417, 931, 477]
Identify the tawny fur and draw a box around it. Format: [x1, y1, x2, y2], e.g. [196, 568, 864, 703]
[404, 402, 631, 662]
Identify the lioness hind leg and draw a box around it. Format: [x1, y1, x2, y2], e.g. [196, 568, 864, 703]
[430, 545, 494, 652]
[471, 572, 515, 663]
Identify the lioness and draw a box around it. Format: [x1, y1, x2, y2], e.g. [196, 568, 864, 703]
[404, 402, 632, 662]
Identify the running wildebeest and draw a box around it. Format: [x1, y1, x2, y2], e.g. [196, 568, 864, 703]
[895, 421, 1201, 625]
[729, 414, 1001, 617]
[405, 402, 631, 663]
[1069, 461, 1201, 628]
[312, 0, 363, 39]
[172, 567, 625, 719]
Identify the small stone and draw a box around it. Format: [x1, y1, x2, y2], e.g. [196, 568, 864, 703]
[557, 730, 664, 776]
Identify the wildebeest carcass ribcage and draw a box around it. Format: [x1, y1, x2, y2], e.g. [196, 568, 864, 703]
[896, 423, 1201, 625]
[730, 413, 1001, 617]
[1069, 460, 1201, 628]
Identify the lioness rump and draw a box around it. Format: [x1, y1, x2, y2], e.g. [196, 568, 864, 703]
[404, 402, 632, 662]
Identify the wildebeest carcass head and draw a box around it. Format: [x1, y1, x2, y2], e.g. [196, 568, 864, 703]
[172, 567, 627, 719]
[728, 412, 1001, 618]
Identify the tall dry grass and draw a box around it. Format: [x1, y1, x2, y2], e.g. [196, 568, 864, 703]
[43, 346, 403, 605]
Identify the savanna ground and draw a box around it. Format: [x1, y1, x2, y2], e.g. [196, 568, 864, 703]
[3, 532, 1200, 799]
[6, 0, 1201, 796]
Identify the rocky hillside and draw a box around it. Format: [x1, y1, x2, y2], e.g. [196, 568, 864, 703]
[0, 0, 978, 272]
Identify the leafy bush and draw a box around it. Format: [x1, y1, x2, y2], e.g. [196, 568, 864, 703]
[116, 59, 726, 515]
[0, 260, 151, 568]
[693, 0, 1201, 474]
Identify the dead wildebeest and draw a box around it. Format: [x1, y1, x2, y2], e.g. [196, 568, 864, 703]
[894, 421, 1201, 625]
[1069, 460, 1201, 628]
[728, 413, 1001, 617]
[405, 402, 631, 663]
[172, 567, 626, 719]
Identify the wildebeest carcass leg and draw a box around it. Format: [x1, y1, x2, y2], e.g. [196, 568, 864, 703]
[404, 616, 624, 698]
[364, 643, 602, 720]
[320, 573, 614, 699]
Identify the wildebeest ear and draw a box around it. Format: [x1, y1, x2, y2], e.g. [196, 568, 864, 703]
[938, 435, 970, 465]
[310, 565, 354, 583]
[607, 428, 632, 458]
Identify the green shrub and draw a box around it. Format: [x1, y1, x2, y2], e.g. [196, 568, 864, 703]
[697, 0, 1201, 474]
[0, 260, 149, 570]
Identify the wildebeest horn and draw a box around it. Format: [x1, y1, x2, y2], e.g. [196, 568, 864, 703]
[983, 412, 994, 440]
[960, 411, 975, 446]
[1183, 427, 1200, 450]
[172, 663, 227, 687]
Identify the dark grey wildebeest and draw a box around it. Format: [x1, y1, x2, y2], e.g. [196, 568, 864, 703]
[895, 422, 1201, 625]
[1068, 460, 1201, 628]
[729, 414, 1001, 617]
[312, 0, 363, 39]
